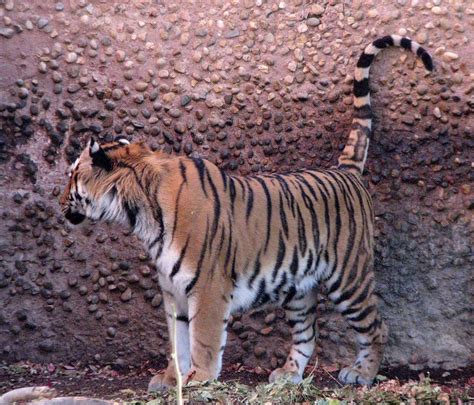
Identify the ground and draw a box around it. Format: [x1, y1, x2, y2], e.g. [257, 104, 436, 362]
[1, 361, 472, 403]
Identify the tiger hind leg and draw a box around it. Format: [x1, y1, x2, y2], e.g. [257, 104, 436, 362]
[269, 289, 318, 384]
[329, 273, 388, 386]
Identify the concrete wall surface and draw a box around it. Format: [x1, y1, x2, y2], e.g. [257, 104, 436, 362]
[0, 0, 472, 372]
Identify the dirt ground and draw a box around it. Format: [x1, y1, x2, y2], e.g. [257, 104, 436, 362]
[1, 361, 473, 401]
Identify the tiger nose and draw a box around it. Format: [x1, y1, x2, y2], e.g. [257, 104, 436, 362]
[64, 210, 86, 225]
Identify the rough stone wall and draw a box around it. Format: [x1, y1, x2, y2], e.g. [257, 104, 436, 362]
[0, 0, 472, 373]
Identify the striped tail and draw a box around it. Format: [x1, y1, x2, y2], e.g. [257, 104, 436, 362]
[337, 35, 434, 174]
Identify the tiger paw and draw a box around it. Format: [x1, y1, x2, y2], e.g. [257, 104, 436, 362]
[338, 366, 374, 386]
[184, 368, 215, 384]
[147, 371, 177, 393]
[269, 368, 302, 384]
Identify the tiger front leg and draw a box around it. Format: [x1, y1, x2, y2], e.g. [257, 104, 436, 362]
[185, 287, 232, 383]
[148, 288, 190, 393]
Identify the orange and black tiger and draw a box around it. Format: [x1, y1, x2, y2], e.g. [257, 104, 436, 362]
[60, 35, 433, 390]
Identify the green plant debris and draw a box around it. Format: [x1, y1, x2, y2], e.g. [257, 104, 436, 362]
[140, 376, 471, 404]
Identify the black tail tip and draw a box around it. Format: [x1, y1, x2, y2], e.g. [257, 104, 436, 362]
[421, 52, 434, 72]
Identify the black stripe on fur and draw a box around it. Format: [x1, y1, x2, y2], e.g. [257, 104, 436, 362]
[124, 200, 139, 228]
[353, 78, 369, 97]
[351, 122, 372, 139]
[373, 35, 394, 49]
[191, 158, 208, 197]
[356, 53, 374, 68]
[400, 37, 412, 50]
[354, 104, 373, 119]
[169, 235, 191, 279]
[417, 47, 434, 71]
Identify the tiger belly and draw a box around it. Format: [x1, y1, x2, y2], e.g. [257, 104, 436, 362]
[230, 257, 328, 314]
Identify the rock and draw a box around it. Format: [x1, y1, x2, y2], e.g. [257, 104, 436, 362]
[181, 95, 191, 107]
[367, 9, 378, 18]
[416, 84, 429, 96]
[120, 288, 132, 302]
[52, 71, 63, 83]
[18, 88, 29, 99]
[101, 36, 112, 46]
[264, 313, 276, 324]
[151, 294, 163, 308]
[65, 52, 78, 63]
[0, 28, 15, 39]
[67, 84, 80, 93]
[55, 2, 65, 11]
[39, 340, 55, 353]
[174, 122, 186, 134]
[135, 81, 148, 92]
[306, 18, 320, 26]
[37, 17, 49, 29]
[195, 28, 208, 37]
[254, 346, 266, 357]
[288, 61, 297, 72]
[116, 50, 126, 62]
[192, 51, 202, 63]
[112, 89, 123, 100]
[415, 31, 428, 44]
[38, 62, 48, 73]
[297, 23, 308, 33]
[174, 62, 186, 74]
[180, 32, 190, 45]
[402, 115, 414, 126]
[443, 52, 459, 62]
[232, 321, 243, 332]
[225, 29, 240, 39]
[107, 327, 117, 338]
[310, 4, 325, 15]
[168, 108, 181, 118]
[328, 90, 340, 103]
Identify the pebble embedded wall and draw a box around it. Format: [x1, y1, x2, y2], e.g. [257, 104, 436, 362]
[0, 0, 472, 372]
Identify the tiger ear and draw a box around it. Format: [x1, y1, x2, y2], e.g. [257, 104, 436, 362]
[89, 137, 113, 171]
[115, 137, 130, 145]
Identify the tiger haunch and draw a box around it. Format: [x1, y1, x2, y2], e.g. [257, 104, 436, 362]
[60, 35, 433, 390]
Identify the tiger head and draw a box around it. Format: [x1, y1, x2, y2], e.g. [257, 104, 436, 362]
[60, 137, 150, 226]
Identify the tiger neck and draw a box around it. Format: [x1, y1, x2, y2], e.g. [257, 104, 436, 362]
[117, 159, 166, 260]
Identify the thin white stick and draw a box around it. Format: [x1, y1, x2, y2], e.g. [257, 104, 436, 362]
[171, 304, 183, 405]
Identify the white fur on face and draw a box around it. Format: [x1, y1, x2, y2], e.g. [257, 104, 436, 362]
[86, 188, 127, 225]
[67, 158, 80, 178]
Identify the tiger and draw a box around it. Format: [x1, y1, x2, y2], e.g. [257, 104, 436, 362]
[60, 35, 433, 390]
